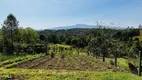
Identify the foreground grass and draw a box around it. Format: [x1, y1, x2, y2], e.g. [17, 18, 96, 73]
[106, 58, 129, 71]
[0, 68, 142, 80]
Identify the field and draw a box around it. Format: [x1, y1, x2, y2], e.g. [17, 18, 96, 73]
[0, 44, 141, 80]
[0, 68, 142, 80]
[1, 8, 142, 80]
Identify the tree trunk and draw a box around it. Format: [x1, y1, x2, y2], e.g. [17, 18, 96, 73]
[77, 48, 79, 55]
[114, 52, 117, 67]
[45, 43, 48, 55]
[103, 52, 105, 62]
[138, 51, 142, 76]
[11, 23, 13, 54]
[95, 50, 98, 59]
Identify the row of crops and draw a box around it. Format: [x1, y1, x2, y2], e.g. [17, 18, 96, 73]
[0, 44, 74, 69]
[0, 54, 45, 68]
[0, 44, 129, 71]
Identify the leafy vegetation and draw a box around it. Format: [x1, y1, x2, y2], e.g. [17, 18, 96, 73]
[38, 28, 141, 58]
[0, 54, 45, 68]
[0, 14, 42, 55]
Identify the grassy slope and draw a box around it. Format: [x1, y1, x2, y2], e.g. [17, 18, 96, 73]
[0, 68, 142, 80]
[106, 58, 129, 71]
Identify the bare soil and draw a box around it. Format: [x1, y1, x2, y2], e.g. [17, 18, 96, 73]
[15, 55, 117, 71]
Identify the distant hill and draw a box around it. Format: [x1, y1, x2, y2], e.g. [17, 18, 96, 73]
[49, 24, 126, 30]
[50, 24, 97, 30]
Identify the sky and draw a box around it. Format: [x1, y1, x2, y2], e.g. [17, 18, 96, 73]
[0, 0, 142, 29]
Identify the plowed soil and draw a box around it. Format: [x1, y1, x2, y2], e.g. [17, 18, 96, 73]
[15, 55, 117, 71]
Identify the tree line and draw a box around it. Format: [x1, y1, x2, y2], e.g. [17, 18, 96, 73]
[0, 14, 142, 59]
[38, 25, 141, 58]
[0, 14, 46, 55]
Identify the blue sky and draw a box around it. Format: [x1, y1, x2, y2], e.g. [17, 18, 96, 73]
[0, 0, 142, 29]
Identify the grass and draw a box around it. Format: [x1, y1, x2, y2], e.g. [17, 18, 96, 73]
[49, 44, 71, 49]
[0, 68, 142, 80]
[106, 57, 140, 72]
[106, 58, 129, 71]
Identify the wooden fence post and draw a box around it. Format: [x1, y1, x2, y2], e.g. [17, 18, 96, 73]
[138, 51, 141, 76]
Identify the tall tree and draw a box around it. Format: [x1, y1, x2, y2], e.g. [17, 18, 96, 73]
[2, 14, 19, 54]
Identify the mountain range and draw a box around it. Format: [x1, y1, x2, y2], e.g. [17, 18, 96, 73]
[49, 24, 126, 30]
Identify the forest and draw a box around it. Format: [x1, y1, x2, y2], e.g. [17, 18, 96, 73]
[0, 14, 142, 80]
[38, 25, 141, 58]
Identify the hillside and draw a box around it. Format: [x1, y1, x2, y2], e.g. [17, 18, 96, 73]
[49, 24, 126, 30]
[50, 24, 97, 30]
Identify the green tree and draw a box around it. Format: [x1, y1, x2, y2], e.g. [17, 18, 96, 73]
[2, 14, 19, 54]
[25, 27, 39, 44]
[0, 30, 3, 52]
